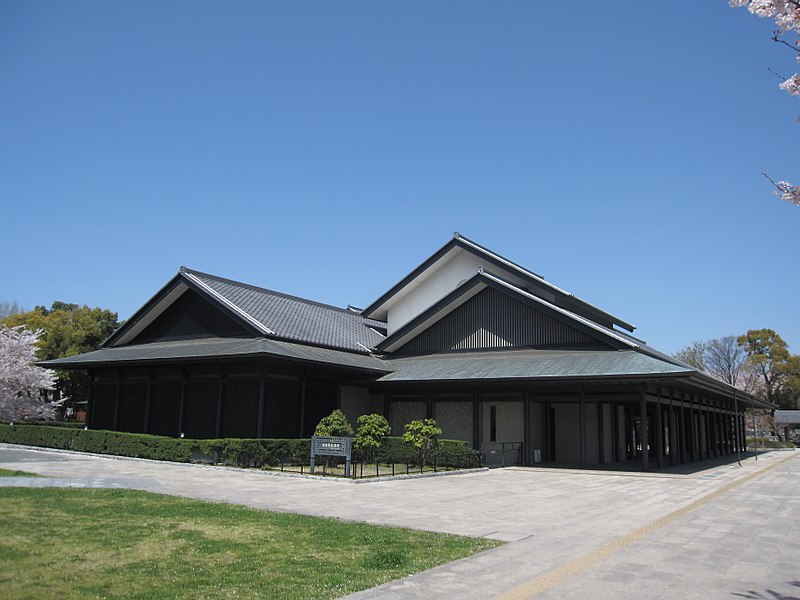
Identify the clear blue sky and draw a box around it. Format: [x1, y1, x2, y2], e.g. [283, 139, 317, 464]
[2, 1, 798, 355]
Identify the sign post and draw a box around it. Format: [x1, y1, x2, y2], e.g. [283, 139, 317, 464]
[310, 436, 352, 477]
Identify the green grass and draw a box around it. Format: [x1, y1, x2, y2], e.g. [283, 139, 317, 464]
[0, 468, 41, 477]
[0, 488, 501, 599]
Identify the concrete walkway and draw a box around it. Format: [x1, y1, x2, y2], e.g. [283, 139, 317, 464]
[1, 444, 798, 599]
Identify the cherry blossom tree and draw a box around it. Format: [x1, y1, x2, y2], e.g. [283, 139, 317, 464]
[731, 0, 800, 206]
[0, 325, 59, 421]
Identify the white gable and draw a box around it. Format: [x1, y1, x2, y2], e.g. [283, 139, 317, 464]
[384, 247, 551, 336]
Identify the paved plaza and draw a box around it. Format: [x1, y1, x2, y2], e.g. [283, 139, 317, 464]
[1, 444, 798, 599]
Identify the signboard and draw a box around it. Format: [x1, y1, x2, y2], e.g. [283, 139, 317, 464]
[310, 436, 352, 476]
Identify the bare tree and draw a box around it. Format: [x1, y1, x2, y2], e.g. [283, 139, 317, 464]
[674, 341, 708, 371]
[706, 336, 749, 387]
[0, 301, 24, 321]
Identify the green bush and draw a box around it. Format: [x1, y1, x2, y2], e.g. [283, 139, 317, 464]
[0, 425, 479, 469]
[314, 409, 353, 437]
[746, 437, 796, 449]
[402, 419, 442, 466]
[353, 414, 391, 463]
[352, 436, 480, 468]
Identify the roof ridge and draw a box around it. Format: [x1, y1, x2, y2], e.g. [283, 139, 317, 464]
[454, 234, 635, 331]
[181, 266, 385, 323]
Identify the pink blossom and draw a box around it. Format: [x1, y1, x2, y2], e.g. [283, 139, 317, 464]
[773, 180, 800, 205]
[779, 73, 800, 94]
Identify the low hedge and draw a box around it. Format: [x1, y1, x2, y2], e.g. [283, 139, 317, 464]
[746, 437, 796, 449]
[0, 425, 480, 469]
[360, 436, 481, 468]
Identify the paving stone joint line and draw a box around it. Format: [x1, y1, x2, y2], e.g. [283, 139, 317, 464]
[492, 452, 799, 600]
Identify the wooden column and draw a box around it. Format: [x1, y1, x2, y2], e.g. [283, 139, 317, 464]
[677, 397, 685, 464]
[177, 370, 186, 437]
[143, 371, 152, 434]
[523, 392, 531, 466]
[598, 402, 605, 465]
[86, 370, 95, 429]
[112, 374, 121, 432]
[639, 385, 649, 471]
[299, 374, 307, 437]
[256, 364, 266, 439]
[472, 393, 480, 450]
[654, 391, 664, 469]
[667, 391, 676, 467]
[611, 403, 619, 463]
[579, 386, 587, 469]
[215, 373, 224, 439]
[687, 397, 694, 462]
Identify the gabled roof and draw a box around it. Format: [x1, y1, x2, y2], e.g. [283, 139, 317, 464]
[362, 233, 636, 332]
[105, 267, 387, 355]
[376, 269, 635, 354]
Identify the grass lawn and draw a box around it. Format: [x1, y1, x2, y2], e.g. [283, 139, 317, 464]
[0, 468, 41, 477]
[0, 488, 501, 599]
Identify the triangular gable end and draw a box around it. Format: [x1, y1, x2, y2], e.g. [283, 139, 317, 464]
[362, 233, 635, 336]
[105, 269, 266, 348]
[389, 281, 623, 356]
[131, 288, 254, 344]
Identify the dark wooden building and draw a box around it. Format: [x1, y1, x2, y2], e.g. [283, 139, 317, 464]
[44, 233, 770, 470]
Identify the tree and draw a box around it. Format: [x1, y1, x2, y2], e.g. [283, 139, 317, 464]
[706, 336, 753, 389]
[737, 328, 798, 407]
[313, 409, 354, 437]
[0, 301, 24, 320]
[353, 414, 391, 463]
[730, 1, 800, 205]
[674, 340, 708, 371]
[2, 302, 120, 413]
[0, 325, 58, 421]
[675, 335, 762, 395]
[402, 418, 442, 467]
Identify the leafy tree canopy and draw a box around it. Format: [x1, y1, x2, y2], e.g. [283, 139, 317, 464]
[737, 328, 798, 409]
[402, 418, 442, 466]
[1, 302, 120, 407]
[353, 414, 391, 461]
[313, 409, 353, 437]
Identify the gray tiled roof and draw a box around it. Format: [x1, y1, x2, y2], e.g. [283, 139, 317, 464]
[183, 268, 387, 354]
[41, 337, 390, 373]
[379, 348, 691, 382]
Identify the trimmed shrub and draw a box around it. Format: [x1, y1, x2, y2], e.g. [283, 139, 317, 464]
[353, 414, 391, 463]
[314, 409, 353, 437]
[353, 436, 480, 468]
[0, 425, 479, 469]
[402, 419, 442, 466]
[0, 424, 312, 467]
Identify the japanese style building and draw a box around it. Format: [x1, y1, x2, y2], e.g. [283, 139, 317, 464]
[43, 233, 770, 470]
